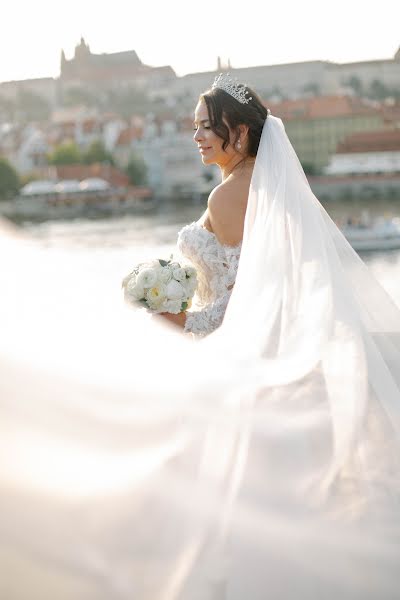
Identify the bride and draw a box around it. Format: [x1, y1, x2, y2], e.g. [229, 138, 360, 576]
[158, 74, 267, 336]
[1, 74, 400, 599]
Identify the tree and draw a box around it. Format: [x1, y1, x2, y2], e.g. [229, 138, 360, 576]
[345, 76, 363, 97]
[302, 82, 321, 97]
[0, 157, 20, 199]
[82, 140, 115, 165]
[202, 172, 214, 183]
[48, 142, 82, 165]
[368, 79, 389, 100]
[301, 162, 320, 176]
[125, 154, 147, 185]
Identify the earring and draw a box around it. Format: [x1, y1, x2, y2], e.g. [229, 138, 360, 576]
[236, 141, 242, 150]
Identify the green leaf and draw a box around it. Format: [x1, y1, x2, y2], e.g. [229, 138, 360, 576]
[158, 259, 169, 267]
[181, 301, 188, 312]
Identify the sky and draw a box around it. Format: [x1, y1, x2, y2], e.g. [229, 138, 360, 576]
[1, 0, 399, 83]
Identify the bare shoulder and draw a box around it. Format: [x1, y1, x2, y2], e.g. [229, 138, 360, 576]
[207, 178, 249, 246]
[208, 180, 234, 212]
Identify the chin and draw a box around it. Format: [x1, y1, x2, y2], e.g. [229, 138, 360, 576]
[202, 155, 215, 166]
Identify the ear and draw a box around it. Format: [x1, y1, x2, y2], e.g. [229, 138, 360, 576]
[238, 124, 249, 141]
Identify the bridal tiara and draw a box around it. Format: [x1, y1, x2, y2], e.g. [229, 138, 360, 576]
[211, 73, 253, 104]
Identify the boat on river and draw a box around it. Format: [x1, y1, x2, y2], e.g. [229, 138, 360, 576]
[341, 218, 400, 252]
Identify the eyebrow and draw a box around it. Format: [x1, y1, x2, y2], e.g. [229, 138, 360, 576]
[193, 119, 210, 125]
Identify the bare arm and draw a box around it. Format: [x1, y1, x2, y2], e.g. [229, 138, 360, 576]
[155, 311, 187, 329]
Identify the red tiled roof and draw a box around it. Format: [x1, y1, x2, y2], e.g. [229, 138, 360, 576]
[54, 163, 130, 186]
[336, 128, 400, 153]
[267, 95, 380, 120]
[382, 103, 400, 124]
[116, 126, 143, 146]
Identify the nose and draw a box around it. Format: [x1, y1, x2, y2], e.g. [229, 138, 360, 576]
[193, 127, 203, 143]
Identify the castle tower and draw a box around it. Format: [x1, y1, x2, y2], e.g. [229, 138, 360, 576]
[75, 37, 91, 61]
[60, 49, 66, 75]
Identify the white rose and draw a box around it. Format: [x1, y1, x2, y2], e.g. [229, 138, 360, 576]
[122, 270, 136, 288]
[169, 261, 181, 271]
[166, 279, 186, 301]
[137, 267, 158, 289]
[126, 277, 145, 300]
[163, 299, 183, 314]
[148, 259, 162, 269]
[172, 267, 186, 282]
[159, 266, 172, 284]
[185, 266, 197, 279]
[182, 275, 197, 296]
[146, 283, 167, 310]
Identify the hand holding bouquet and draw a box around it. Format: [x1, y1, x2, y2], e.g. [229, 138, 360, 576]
[122, 258, 197, 314]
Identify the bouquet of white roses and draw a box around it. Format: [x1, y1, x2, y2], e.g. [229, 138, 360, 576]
[122, 258, 197, 314]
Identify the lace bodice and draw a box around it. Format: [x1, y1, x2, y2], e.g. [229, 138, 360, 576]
[177, 221, 241, 336]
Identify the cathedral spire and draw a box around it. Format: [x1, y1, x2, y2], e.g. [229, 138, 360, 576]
[60, 49, 66, 75]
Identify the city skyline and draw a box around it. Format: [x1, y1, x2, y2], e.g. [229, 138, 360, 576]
[1, 0, 399, 84]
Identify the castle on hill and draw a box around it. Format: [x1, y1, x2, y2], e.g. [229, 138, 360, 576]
[0, 38, 399, 108]
[60, 37, 175, 91]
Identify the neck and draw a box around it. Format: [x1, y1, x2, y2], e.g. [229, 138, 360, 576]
[220, 155, 255, 181]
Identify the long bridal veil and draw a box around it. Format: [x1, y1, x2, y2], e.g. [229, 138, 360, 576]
[1, 115, 400, 599]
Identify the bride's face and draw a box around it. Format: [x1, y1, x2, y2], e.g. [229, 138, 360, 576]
[193, 99, 237, 167]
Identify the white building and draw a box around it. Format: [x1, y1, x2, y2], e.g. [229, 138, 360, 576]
[325, 129, 400, 175]
[133, 116, 218, 196]
[0, 77, 58, 106]
[161, 46, 400, 109]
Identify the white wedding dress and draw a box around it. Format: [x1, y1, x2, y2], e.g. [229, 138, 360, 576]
[2, 115, 400, 599]
[177, 221, 241, 336]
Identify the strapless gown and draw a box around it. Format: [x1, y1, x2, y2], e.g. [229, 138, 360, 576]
[177, 221, 241, 336]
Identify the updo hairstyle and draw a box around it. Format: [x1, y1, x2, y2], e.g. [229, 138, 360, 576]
[200, 84, 269, 156]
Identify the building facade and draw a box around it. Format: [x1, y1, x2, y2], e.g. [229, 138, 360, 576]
[269, 95, 385, 171]
[326, 129, 400, 175]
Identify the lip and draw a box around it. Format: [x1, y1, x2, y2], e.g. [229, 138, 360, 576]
[199, 146, 211, 154]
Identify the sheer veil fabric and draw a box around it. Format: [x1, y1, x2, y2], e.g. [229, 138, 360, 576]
[1, 116, 400, 598]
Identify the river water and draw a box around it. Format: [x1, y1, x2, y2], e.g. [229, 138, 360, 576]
[21, 198, 400, 309]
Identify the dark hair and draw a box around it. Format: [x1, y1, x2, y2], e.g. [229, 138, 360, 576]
[200, 83, 269, 156]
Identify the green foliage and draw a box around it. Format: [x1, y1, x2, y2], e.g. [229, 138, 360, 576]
[302, 82, 321, 96]
[48, 142, 82, 165]
[202, 171, 214, 183]
[20, 172, 40, 187]
[82, 140, 115, 165]
[125, 154, 147, 185]
[345, 76, 363, 96]
[0, 157, 20, 199]
[369, 79, 389, 100]
[301, 162, 320, 176]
